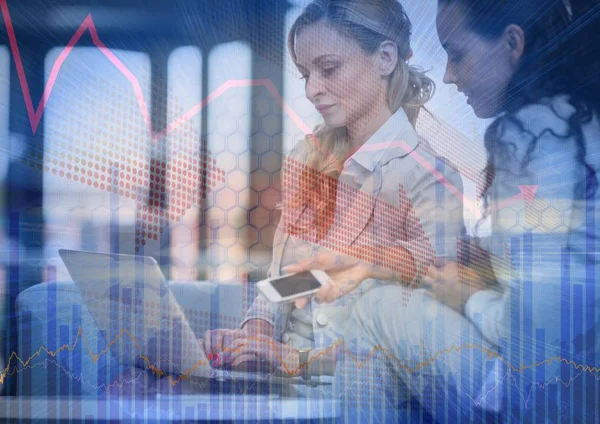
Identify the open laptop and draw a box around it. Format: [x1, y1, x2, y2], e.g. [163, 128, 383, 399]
[58, 249, 304, 388]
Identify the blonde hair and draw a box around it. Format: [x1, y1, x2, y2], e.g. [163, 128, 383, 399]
[283, 0, 435, 240]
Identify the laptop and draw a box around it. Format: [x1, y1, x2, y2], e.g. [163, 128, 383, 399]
[58, 249, 304, 387]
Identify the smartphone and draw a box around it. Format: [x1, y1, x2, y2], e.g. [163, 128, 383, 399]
[257, 270, 329, 304]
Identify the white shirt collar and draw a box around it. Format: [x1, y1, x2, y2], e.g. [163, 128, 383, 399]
[345, 107, 419, 172]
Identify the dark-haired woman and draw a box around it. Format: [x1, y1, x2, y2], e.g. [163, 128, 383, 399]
[342, 0, 600, 421]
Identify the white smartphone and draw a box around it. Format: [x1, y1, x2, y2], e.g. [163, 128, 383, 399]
[257, 270, 329, 304]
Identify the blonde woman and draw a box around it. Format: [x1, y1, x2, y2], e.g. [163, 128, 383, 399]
[204, 0, 464, 409]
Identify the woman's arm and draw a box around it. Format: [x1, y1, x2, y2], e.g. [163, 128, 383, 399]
[344, 244, 416, 284]
[226, 335, 339, 377]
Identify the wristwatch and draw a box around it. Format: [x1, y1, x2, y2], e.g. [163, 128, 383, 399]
[297, 347, 312, 381]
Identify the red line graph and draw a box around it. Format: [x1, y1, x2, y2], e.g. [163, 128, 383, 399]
[0, 0, 311, 141]
[0, 0, 534, 214]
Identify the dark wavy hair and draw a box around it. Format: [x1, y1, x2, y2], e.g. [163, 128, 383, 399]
[438, 0, 600, 220]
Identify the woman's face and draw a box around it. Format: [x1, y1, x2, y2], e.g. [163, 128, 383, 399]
[294, 21, 388, 128]
[436, 3, 517, 118]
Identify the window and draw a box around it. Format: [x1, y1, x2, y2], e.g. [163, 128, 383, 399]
[43, 47, 151, 281]
[0, 46, 9, 177]
[0, 45, 9, 343]
[206, 41, 252, 282]
[167, 46, 203, 280]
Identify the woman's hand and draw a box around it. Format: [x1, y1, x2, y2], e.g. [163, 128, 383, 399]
[203, 328, 248, 365]
[225, 335, 300, 376]
[423, 260, 486, 314]
[283, 250, 373, 308]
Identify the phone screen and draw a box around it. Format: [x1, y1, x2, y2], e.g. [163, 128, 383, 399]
[271, 271, 321, 298]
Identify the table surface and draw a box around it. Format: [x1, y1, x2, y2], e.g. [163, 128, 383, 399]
[0, 395, 342, 422]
